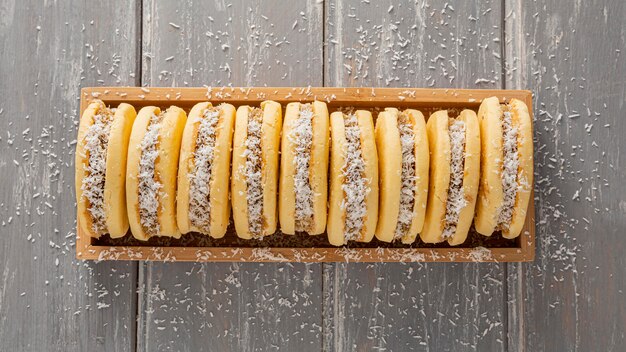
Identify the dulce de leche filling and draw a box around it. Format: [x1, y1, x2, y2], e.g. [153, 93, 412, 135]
[394, 112, 417, 239]
[138, 112, 165, 236]
[188, 107, 221, 233]
[496, 106, 520, 230]
[244, 108, 264, 238]
[442, 119, 467, 239]
[290, 104, 315, 232]
[341, 113, 368, 243]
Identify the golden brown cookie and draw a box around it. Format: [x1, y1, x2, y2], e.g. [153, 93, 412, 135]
[279, 101, 329, 235]
[177, 102, 236, 238]
[126, 106, 187, 240]
[475, 97, 533, 238]
[76, 100, 136, 238]
[327, 110, 378, 246]
[374, 108, 429, 244]
[421, 109, 480, 246]
[231, 101, 282, 239]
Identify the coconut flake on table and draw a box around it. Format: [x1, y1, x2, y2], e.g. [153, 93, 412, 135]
[394, 112, 417, 240]
[497, 109, 520, 229]
[138, 112, 165, 236]
[244, 108, 264, 238]
[341, 113, 368, 243]
[188, 107, 221, 233]
[289, 104, 314, 232]
[442, 119, 467, 239]
[81, 104, 114, 235]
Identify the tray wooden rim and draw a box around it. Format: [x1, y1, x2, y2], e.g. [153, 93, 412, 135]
[76, 87, 535, 263]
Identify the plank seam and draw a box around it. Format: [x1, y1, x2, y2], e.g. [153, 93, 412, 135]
[133, 262, 140, 352]
[503, 0, 526, 351]
[135, 0, 144, 351]
[136, 0, 143, 89]
[500, 2, 514, 351]
[503, 263, 510, 352]
[501, 1, 510, 351]
[501, 0, 507, 90]
[322, 0, 327, 86]
[322, 1, 330, 351]
[322, 264, 331, 352]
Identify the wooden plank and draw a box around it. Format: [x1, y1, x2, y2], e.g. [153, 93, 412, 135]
[0, 0, 139, 351]
[505, 0, 626, 350]
[323, 263, 508, 351]
[324, 0, 508, 350]
[137, 1, 325, 351]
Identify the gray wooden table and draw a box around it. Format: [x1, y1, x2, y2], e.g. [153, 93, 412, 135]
[1, 0, 624, 351]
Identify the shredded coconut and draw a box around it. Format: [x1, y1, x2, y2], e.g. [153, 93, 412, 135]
[394, 112, 417, 239]
[341, 113, 368, 243]
[289, 104, 314, 232]
[81, 106, 114, 235]
[244, 108, 264, 238]
[468, 246, 494, 262]
[497, 109, 520, 229]
[138, 112, 165, 236]
[188, 107, 220, 233]
[442, 119, 467, 239]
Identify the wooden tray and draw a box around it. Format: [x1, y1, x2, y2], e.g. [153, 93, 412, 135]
[76, 87, 535, 262]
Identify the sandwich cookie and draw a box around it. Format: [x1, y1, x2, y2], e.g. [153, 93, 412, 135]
[421, 110, 480, 246]
[76, 100, 137, 238]
[232, 101, 282, 239]
[327, 110, 378, 246]
[279, 101, 329, 235]
[126, 106, 187, 240]
[374, 108, 429, 244]
[177, 102, 236, 238]
[474, 97, 533, 238]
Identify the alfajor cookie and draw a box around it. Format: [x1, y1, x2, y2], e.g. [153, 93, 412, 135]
[279, 101, 329, 235]
[231, 101, 282, 239]
[327, 110, 378, 246]
[374, 108, 429, 244]
[421, 109, 480, 246]
[177, 102, 236, 238]
[76, 100, 137, 238]
[474, 97, 533, 239]
[126, 106, 187, 240]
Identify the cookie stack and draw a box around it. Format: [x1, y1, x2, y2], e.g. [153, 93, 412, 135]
[75, 97, 533, 246]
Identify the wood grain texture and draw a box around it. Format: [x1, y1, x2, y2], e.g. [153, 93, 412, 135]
[324, 0, 508, 350]
[505, 0, 626, 350]
[2, 0, 625, 350]
[138, 1, 325, 351]
[0, 0, 139, 351]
